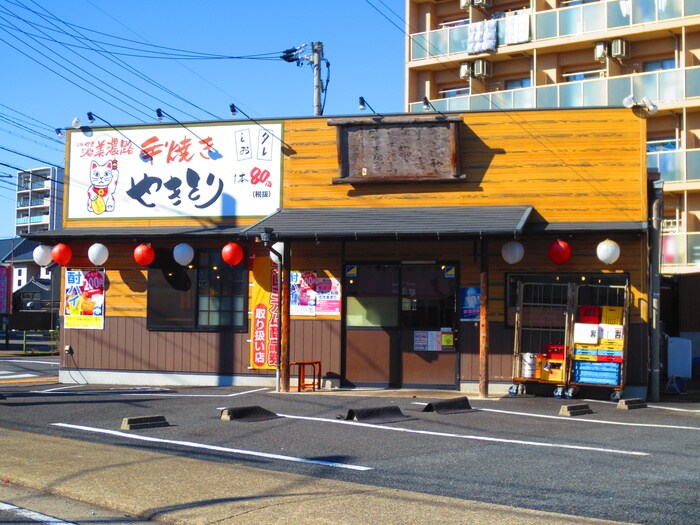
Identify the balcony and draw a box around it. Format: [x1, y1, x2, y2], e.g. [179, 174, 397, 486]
[409, 0, 699, 62]
[661, 232, 700, 271]
[409, 65, 700, 112]
[648, 148, 700, 184]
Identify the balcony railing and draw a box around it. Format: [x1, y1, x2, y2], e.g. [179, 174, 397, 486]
[648, 148, 700, 184]
[410, 65, 700, 112]
[661, 232, 700, 268]
[410, 0, 699, 62]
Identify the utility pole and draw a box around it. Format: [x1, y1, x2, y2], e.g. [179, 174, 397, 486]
[281, 42, 327, 117]
[312, 42, 324, 116]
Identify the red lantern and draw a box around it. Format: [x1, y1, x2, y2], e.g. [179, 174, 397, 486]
[221, 242, 243, 266]
[133, 243, 155, 266]
[548, 239, 572, 265]
[51, 243, 73, 266]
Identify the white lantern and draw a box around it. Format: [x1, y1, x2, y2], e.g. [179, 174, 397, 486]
[270, 242, 285, 264]
[173, 243, 195, 266]
[88, 243, 109, 266]
[32, 244, 53, 267]
[501, 241, 525, 265]
[597, 239, 620, 265]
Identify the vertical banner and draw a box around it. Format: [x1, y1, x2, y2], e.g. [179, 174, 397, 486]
[250, 255, 279, 370]
[0, 265, 12, 315]
[64, 268, 105, 329]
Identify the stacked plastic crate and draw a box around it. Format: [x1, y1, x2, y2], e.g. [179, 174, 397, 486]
[571, 306, 624, 386]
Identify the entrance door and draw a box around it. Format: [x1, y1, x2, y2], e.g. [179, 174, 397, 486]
[344, 263, 458, 388]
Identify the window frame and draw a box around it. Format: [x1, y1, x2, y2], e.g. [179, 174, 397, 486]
[146, 248, 248, 332]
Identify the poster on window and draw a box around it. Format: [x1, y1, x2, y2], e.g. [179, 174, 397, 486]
[315, 276, 341, 316]
[64, 268, 105, 329]
[460, 286, 480, 321]
[249, 255, 279, 370]
[0, 265, 12, 315]
[290, 271, 317, 316]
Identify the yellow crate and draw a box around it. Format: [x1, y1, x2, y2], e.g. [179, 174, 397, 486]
[539, 359, 564, 382]
[601, 306, 624, 325]
[572, 354, 598, 361]
[599, 338, 624, 350]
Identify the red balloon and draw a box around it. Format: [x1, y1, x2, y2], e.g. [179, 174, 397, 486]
[221, 242, 243, 266]
[134, 243, 155, 267]
[51, 243, 72, 266]
[548, 239, 572, 265]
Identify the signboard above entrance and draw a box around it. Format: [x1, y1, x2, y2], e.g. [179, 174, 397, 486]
[328, 116, 463, 184]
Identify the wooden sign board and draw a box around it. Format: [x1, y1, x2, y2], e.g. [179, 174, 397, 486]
[328, 116, 462, 184]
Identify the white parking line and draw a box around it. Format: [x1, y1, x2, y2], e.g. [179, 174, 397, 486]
[475, 407, 700, 430]
[0, 501, 76, 525]
[35, 386, 269, 398]
[51, 423, 372, 471]
[278, 414, 650, 456]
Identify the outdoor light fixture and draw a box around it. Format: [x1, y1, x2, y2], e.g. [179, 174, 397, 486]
[622, 94, 658, 115]
[227, 102, 294, 152]
[358, 96, 377, 114]
[260, 227, 273, 246]
[155, 107, 222, 159]
[85, 111, 151, 161]
[422, 97, 434, 111]
[55, 128, 65, 139]
[71, 116, 81, 129]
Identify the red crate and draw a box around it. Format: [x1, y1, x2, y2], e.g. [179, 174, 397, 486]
[579, 306, 600, 324]
[545, 344, 567, 360]
[597, 355, 623, 363]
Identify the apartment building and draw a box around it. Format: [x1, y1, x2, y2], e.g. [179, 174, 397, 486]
[15, 166, 64, 237]
[406, 0, 700, 336]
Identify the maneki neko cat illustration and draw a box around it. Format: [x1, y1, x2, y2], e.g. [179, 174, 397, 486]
[87, 159, 119, 214]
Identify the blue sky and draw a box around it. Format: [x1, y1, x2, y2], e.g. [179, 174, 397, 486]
[0, 0, 406, 238]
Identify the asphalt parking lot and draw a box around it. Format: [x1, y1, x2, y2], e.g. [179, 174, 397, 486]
[1, 381, 699, 524]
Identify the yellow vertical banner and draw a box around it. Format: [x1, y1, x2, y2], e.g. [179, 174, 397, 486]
[250, 255, 279, 370]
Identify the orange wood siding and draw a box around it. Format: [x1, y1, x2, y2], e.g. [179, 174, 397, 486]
[282, 108, 646, 224]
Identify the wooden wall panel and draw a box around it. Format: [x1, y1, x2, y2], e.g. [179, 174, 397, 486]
[289, 319, 341, 379]
[282, 109, 646, 225]
[63, 317, 267, 376]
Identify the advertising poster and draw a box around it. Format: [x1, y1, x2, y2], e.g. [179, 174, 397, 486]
[315, 276, 341, 316]
[0, 265, 12, 315]
[460, 286, 480, 321]
[64, 268, 105, 329]
[290, 271, 317, 316]
[249, 255, 279, 370]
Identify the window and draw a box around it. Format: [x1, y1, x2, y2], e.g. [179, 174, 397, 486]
[147, 248, 247, 331]
[440, 87, 470, 98]
[563, 70, 605, 82]
[505, 77, 531, 90]
[647, 137, 678, 152]
[643, 58, 675, 72]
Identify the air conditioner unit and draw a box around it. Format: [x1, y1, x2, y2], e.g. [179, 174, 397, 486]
[594, 41, 608, 62]
[473, 59, 492, 78]
[472, 0, 492, 7]
[611, 38, 630, 60]
[459, 0, 470, 9]
[459, 62, 472, 80]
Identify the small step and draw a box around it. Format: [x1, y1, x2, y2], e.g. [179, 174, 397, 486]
[121, 415, 169, 430]
[559, 403, 593, 416]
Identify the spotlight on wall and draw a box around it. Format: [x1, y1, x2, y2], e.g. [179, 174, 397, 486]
[622, 94, 658, 115]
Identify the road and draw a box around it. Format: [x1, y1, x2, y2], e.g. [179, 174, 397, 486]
[1, 380, 699, 524]
[0, 356, 58, 384]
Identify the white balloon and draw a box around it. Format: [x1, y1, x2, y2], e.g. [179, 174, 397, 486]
[32, 244, 53, 267]
[597, 239, 620, 265]
[270, 242, 285, 264]
[173, 243, 195, 266]
[88, 243, 109, 266]
[501, 241, 525, 265]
